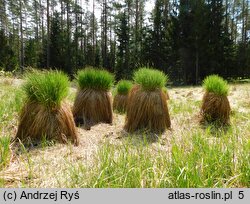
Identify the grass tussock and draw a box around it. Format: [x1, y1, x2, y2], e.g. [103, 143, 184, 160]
[16, 102, 79, 145]
[133, 68, 168, 91]
[113, 80, 133, 113]
[113, 94, 129, 113]
[73, 89, 113, 126]
[201, 75, 231, 125]
[16, 70, 79, 145]
[162, 87, 170, 100]
[200, 92, 231, 125]
[203, 75, 229, 96]
[77, 68, 114, 91]
[73, 68, 114, 127]
[115, 80, 133, 95]
[23, 70, 69, 107]
[125, 68, 170, 132]
[125, 85, 171, 133]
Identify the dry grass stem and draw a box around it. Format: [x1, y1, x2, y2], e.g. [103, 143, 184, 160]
[125, 85, 171, 133]
[200, 91, 231, 125]
[73, 89, 113, 127]
[16, 101, 79, 145]
[113, 94, 129, 113]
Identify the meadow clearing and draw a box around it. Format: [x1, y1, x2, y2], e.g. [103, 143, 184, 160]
[0, 76, 249, 188]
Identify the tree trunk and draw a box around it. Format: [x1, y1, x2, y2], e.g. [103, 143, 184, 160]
[242, 0, 245, 43]
[66, 0, 71, 74]
[102, 0, 108, 68]
[92, 0, 95, 65]
[47, 0, 50, 68]
[244, 0, 248, 43]
[34, 0, 39, 40]
[19, 0, 24, 72]
[75, 0, 78, 68]
[231, 0, 236, 42]
[60, 0, 63, 29]
[195, 36, 199, 85]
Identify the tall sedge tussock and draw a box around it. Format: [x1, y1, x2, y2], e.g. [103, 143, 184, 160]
[73, 68, 114, 127]
[125, 68, 171, 133]
[202, 75, 229, 96]
[16, 102, 79, 144]
[113, 94, 129, 113]
[200, 75, 230, 125]
[113, 80, 133, 113]
[73, 89, 113, 125]
[133, 68, 167, 91]
[16, 70, 79, 145]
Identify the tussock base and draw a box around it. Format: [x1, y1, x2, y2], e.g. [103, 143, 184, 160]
[73, 89, 113, 126]
[200, 92, 231, 125]
[113, 94, 128, 113]
[16, 101, 79, 145]
[124, 86, 171, 133]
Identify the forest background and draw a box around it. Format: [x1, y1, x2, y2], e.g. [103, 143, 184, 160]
[0, 0, 250, 84]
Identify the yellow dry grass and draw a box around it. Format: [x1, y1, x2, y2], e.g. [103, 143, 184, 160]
[124, 85, 171, 133]
[73, 89, 113, 126]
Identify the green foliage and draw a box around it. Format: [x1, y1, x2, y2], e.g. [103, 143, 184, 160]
[115, 12, 130, 80]
[115, 80, 133, 95]
[67, 130, 249, 187]
[23, 70, 69, 107]
[133, 68, 168, 91]
[0, 136, 11, 170]
[76, 68, 114, 91]
[0, 84, 24, 131]
[203, 75, 229, 96]
[0, 30, 18, 71]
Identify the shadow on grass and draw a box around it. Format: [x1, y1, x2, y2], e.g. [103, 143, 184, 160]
[75, 119, 113, 131]
[200, 121, 231, 137]
[116, 128, 172, 145]
[12, 136, 57, 155]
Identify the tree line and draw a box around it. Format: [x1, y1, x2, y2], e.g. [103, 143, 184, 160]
[0, 0, 249, 84]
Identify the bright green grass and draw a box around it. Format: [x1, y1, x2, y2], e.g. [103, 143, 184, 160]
[170, 100, 194, 114]
[23, 70, 69, 107]
[133, 68, 168, 91]
[77, 68, 114, 91]
[66, 130, 249, 187]
[0, 84, 24, 132]
[0, 136, 11, 170]
[115, 80, 133, 95]
[203, 75, 229, 96]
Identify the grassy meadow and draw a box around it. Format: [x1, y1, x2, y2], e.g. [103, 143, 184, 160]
[0, 76, 249, 187]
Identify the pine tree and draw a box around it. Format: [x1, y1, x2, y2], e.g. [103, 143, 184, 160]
[116, 11, 130, 79]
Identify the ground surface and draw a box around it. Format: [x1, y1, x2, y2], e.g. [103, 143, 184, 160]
[0, 76, 249, 187]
